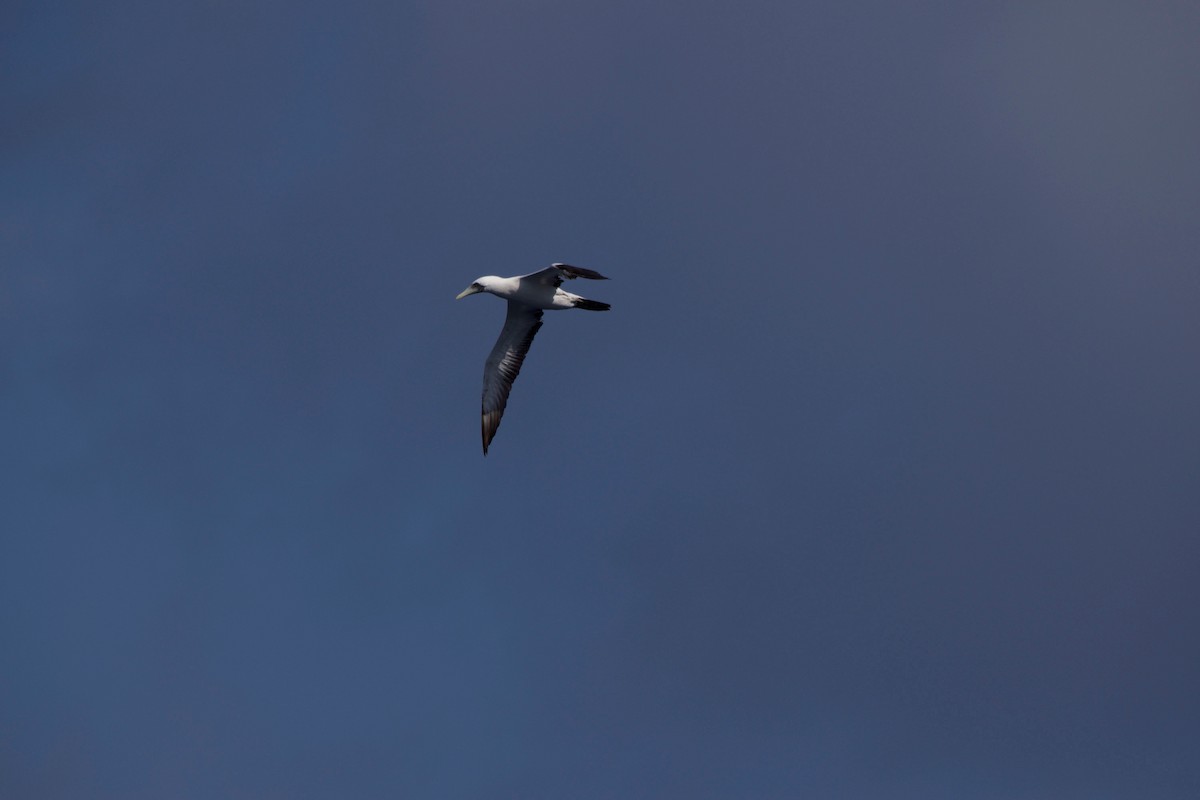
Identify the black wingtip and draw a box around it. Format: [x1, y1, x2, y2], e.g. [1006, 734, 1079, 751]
[552, 263, 609, 280]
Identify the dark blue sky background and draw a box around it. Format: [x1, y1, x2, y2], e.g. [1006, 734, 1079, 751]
[4, 2, 1199, 797]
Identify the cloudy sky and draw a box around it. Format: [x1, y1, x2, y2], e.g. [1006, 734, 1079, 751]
[3, 1, 1198, 797]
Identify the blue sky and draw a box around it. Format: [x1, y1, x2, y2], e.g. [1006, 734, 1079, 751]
[3, 2, 1199, 797]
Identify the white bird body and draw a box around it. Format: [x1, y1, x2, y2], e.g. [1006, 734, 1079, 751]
[468, 275, 590, 310]
[456, 263, 611, 454]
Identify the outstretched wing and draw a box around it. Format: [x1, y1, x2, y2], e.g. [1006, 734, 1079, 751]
[520, 263, 610, 288]
[481, 302, 544, 454]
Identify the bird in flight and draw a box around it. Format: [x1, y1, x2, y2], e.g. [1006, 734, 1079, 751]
[456, 263, 610, 454]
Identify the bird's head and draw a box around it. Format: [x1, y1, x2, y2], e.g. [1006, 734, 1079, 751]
[455, 276, 501, 299]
